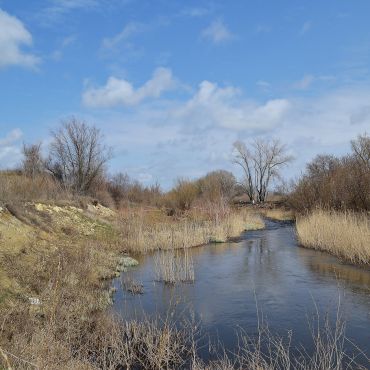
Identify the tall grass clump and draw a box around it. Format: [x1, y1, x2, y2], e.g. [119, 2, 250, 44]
[0, 172, 70, 203]
[154, 249, 195, 284]
[119, 207, 264, 253]
[296, 209, 370, 264]
[261, 208, 295, 221]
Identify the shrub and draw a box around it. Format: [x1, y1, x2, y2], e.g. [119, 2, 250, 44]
[289, 134, 370, 212]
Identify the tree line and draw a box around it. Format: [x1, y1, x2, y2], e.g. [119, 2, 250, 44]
[289, 133, 370, 212]
[16, 116, 369, 212]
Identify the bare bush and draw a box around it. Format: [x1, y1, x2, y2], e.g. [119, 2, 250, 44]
[166, 178, 200, 211]
[21, 142, 44, 178]
[289, 135, 370, 211]
[47, 117, 112, 194]
[107, 172, 162, 207]
[197, 170, 236, 203]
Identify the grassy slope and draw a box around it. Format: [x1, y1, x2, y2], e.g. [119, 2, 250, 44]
[0, 202, 121, 307]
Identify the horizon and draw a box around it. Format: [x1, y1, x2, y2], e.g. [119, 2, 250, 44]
[1, 0, 369, 189]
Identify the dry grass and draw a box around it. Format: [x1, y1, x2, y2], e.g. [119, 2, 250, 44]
[119, 207, 264, 253]
[154, 249, 195, 284]
[121, 275, 144, 294]
[192, 313, 365, 370]
[261, 208, 295, 221]
[296, 209, 370, 264]
[2, 305, 366, 370]
[2, 198, 367, 369]
[0, 172, 70, 203]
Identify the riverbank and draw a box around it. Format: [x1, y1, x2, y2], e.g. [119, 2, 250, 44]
[2, 201, 369, 369]
[296, 209, 370, 265]
[0, 201, 264, 368]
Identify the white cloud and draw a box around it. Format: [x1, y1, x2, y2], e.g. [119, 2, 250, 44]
[83, 81, 370, 188]
[80, 72, 370, 187]
[0, 129, 23, 167]
[201, 20, 234, 44]
[173, 81, 290, 130]
[83, 67, 177, 107]
[0, 9, 40, 68]
[102, 22, 145, 49]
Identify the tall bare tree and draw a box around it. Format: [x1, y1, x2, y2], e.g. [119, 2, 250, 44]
[252, 139, 294, 202]
[47, 117, 112, 194]
[351, 133, 370, 169]
[232, 141, 255, 202]
[22, 142, 44, 178]
[233, 138, 293, 203]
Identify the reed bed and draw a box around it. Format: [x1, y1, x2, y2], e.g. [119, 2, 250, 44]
[3, 308, 366, 370]
[261, 208, 295, 221]
[296, 209, 370, 264]
[119, 208, 264, 253]
[154, 249, 195, 284]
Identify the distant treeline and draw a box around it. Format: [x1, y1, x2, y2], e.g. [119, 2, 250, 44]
[1, 116, 368, 213]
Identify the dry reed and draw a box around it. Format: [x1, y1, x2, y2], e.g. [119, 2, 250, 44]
[296, 209, 370, 264]
[154, 249, 195, 284]
[119, 208, 264, 253]
[261, 208, 295, 221]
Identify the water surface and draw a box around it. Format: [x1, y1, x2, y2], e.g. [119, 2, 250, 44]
[113, 220, 370, 364]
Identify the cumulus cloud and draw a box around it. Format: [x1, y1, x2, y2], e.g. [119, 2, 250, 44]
[83, 67, 177, 107]
[0, 9, 40, 68]
[0, 128, 23, 167]
[173, 81, 290, 131]
[81, 71, 370, 187]
[201, 19, 234, 44]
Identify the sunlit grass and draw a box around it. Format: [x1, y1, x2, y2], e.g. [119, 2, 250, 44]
[296, 209, 370, 264]
[118, 207, 265, 253]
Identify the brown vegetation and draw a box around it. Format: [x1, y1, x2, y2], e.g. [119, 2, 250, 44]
[289, 134, 370, 212]
[154, 249, 195, 284]
[233, 138, 293, 203]
[260, 208, 295, 221]
[2, 119, 368, 368]
[118, 206, 264, 253]
[296, 209, 370, 265]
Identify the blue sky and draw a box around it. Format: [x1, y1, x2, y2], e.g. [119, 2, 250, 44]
[0, 0, 369, 188]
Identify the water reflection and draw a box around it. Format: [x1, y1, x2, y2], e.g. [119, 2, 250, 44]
[113, 220, 370, 363]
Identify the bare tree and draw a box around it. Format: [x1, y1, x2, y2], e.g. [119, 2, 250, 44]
[22, 142, 44, 178]
[252, 139, 294, 202]
[351, 133, 370, 169]
[233, 138, 293, 203]
[232, 141, 255, 202]
[47, 117, 112, 194]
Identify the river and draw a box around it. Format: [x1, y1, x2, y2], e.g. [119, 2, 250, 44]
[112, 220, 370, 366]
